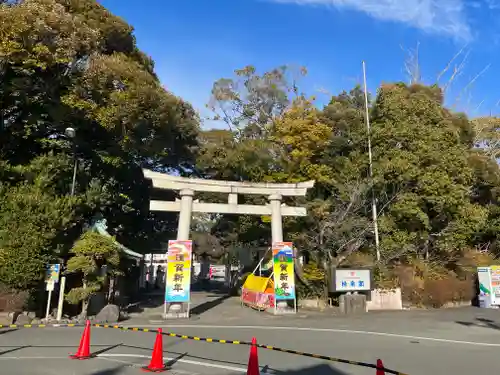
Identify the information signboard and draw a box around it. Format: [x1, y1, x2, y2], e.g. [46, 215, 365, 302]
[45, 264, 60, 283]
[332, 268, 372, 292]
[44, 263, 61, 320]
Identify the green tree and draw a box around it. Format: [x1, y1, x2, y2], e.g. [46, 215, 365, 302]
[208, 65, 306, 137]
[0, 0, 199, 208]
[0, 0, 200, 293]
[281, 89, 376, 267]
[367, 84, 478, 261]
[65, 231, 121, 318]
[198, 66, 307, 248]
[272, 97, 334, 184]
[204, 69, 498, 269]
[0, 154, 80, 289]
[471, 117, 500, 159]
[466, 123, 500, 256]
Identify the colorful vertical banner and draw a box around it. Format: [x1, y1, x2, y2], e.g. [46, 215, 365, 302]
[491, 266, 500, 304]
[272, 242, 295, 300]
[165, 240, 192, 303]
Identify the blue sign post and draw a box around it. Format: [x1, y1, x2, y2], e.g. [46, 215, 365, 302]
[45, 264, 61, 284]
[44, 264, 61, 321]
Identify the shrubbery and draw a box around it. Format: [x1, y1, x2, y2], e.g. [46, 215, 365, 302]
[0, 284, 29, 313]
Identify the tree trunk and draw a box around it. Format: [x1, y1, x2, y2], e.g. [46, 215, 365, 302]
[293, 256, 311, 287]
[322, 259, 330, 299]
[81, 299, 89, 319]
[80, 281, 89, 319]
[107, 277, 115, 304]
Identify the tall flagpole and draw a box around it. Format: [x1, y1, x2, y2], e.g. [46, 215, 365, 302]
[362, 61, 381, 261]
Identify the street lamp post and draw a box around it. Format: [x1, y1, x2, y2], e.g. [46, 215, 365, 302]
[56, 127, 76, 321]
[362, 62, 381, 262]
[65, 127, 77, 197]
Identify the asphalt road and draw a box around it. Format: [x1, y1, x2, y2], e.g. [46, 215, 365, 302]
[1, 306, 500, 375]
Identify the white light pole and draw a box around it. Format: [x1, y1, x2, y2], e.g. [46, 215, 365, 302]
[362, 61, 381, 262]
[57, 127, 76, 321]
[65, 127, 77, 197]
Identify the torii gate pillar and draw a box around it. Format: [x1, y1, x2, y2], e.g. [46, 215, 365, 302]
[177, 189, 194, 240]
[269, 194, 284, 243]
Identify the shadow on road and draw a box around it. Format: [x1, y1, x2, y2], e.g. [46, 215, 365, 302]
[88, 364, 127, 375]
[121, 343, 282, 372]
[237, 363, 350, 375]
[118, 344, 357, 374]
[0, 329, 17, 335]
[166, 351, 188, 367]
[128, 280, 231, 317]
[274, 364, 349, 374]
[91, 343, 124, 356]
[190, 280, 229, 293]
[0, 337, 187, 358]
[456, 317, 500, 330]
[0, 342, 357, 374]
[190, 294, 231, 315]
[0, 343, 124, 357]
[0, 345, 29, 355]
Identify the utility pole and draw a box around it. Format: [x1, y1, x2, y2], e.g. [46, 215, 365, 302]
[56, 127, 77, 321]
[362, 61, 381, 261]
[66, 127, 77, 197]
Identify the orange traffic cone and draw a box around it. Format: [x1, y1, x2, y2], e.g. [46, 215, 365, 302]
[142, 328, 167, 372]
[246, 337, 260, 375]
[70, 320, 92, 360]
[376, 359, 385, 375]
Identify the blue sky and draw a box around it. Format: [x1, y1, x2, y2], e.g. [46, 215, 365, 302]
[99, 0, 500, 128]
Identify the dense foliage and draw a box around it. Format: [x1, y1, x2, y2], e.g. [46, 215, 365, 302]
[199, 67, 500, 304]
[1, 1, 499, 308]
[0, 0, 199, 291]
[65, 231, 121, 317]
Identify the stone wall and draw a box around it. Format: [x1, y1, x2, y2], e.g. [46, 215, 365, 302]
[298, 298, 328, 310]
[366, 288, 403, 311]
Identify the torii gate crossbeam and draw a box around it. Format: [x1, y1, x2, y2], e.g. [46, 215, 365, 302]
[144, 169, 314, 243]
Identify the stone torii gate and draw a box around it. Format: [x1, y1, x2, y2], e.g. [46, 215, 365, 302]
[143, 169, 315, 318]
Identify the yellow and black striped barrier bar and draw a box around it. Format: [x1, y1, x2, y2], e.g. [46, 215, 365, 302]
[0, 323, 81, 329]
[0, 323, 409, 374]
[95, 324, 409, 374]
